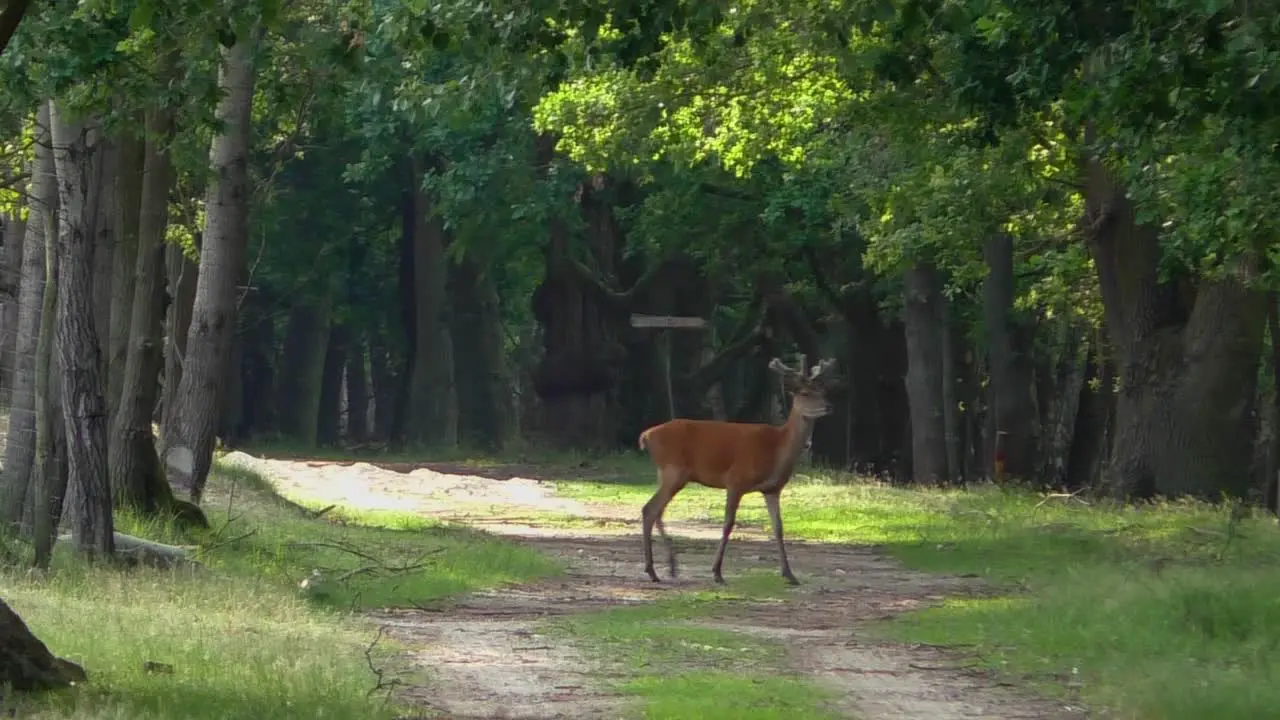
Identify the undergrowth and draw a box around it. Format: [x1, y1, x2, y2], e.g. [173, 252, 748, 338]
[0, 458, 561, 719]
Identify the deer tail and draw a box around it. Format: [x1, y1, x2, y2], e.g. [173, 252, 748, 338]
[638, 428, 653, 451]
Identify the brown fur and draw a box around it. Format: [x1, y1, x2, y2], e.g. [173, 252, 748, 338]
[638, 356, 836, 585]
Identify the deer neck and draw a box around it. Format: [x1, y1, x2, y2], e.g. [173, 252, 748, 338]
[764, 405, 816, 489]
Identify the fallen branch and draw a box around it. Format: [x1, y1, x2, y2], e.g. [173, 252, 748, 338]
[1032, 489, 1091, 510]
[201, 529, 258, 553]
[363, 626, 403, 700]
[54, 532, 200, 570]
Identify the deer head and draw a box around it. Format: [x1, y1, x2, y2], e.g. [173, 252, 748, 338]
[768, 354, 837, 418]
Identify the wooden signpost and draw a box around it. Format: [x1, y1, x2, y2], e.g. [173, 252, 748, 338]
[631, 314, 710, 420]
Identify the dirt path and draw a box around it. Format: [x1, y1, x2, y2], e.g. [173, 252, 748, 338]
[226, 452, 1088, 720]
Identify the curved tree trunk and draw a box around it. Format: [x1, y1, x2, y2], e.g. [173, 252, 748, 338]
[0, 104, 54, 531]
[1086, 149, 1267, 499]
[168, 28, 260, 503]
[0, 597, 86, 691]
[902, 261, 949, 485]
[50, 101, 112, 557]
[108, 103, 175, 511]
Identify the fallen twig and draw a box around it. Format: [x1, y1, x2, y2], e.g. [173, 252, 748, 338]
[1033, 489, 1091, 510]
[201, 529, 258, 554]
[363, 626, 404, 700]
[285, 540, 384, 564]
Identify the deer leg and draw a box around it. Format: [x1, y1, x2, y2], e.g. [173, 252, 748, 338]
[711, 490, 744, 584]
[763, 490, 799, 585]
[655, 517, 677, 578]
[642, 470, 681, 582]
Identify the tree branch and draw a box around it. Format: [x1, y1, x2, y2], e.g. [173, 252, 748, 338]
[567, 255, 669, 312]
[0, 0, 32, 58]
[686, 289, 768, 394]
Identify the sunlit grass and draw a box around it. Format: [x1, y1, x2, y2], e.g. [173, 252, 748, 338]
[548, 458, 1280, 719]
[2, 458, 563, 719]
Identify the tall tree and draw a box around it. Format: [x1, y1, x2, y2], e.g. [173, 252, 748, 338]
[166, 26, 261, 503]
[49, 100, 112, 557]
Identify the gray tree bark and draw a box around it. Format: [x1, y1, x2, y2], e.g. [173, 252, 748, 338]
[167, 29, 260, 503]
[109, 102, 175, 511]
[0, 212, 27, 406]
[106, 130, 143, 423]
[0, 104, 54, 532]
[49, 101, 112, 557]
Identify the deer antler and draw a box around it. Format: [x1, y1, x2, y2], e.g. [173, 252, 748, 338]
[809, 358, 836, 381]
[768, 357, 799, 377]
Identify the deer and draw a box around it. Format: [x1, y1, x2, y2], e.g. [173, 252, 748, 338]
[637, 355, 837, 586]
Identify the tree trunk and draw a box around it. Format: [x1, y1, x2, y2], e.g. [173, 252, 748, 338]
[159, 241, 196, 449]
[901, 261, 949, 484]
[90, 141, 115, 382]
[0, 212, 27, 406]
[316, 320, 347, 447]
[50, 101, 113, 557]
[369, 329, 396, 442]
[237, 295, 275, 440]
[0, 104, 53, 531]
[108, 104, 174, 511]
[31, 310, 67, 569]
[167, 28, 260, 503]
[940, 311, 961, 484]
[403, 168, 457, 447]
[529, 168, 626, 449]
[275, 301, 331, 446]
[345, 331, 369, 442]
[106, 131, 144, 424]
[450, 256, 514, 449]
[1038, 324, 1088, 488]
[982, 233, 1039, 481]
[1086, 147, 1267, 499]
[0, 597, 86, 691]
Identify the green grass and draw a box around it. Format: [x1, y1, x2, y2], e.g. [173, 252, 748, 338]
[2, 459, 563, 719]
[551, 461, 1280, 720]
[550, 578, 839, 720]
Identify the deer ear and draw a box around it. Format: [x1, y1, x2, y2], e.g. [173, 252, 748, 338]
[768, 358, 791, 375]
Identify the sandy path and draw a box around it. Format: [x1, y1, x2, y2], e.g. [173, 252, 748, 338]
[227, 452, 1088, 720]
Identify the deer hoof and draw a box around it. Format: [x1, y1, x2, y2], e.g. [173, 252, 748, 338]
[645, 567, 661, 583]
[783, 574, 800, 586]
[713, 573, 726, 585]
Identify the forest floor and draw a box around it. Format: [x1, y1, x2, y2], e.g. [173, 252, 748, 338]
[237, 451, 1088, 720]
